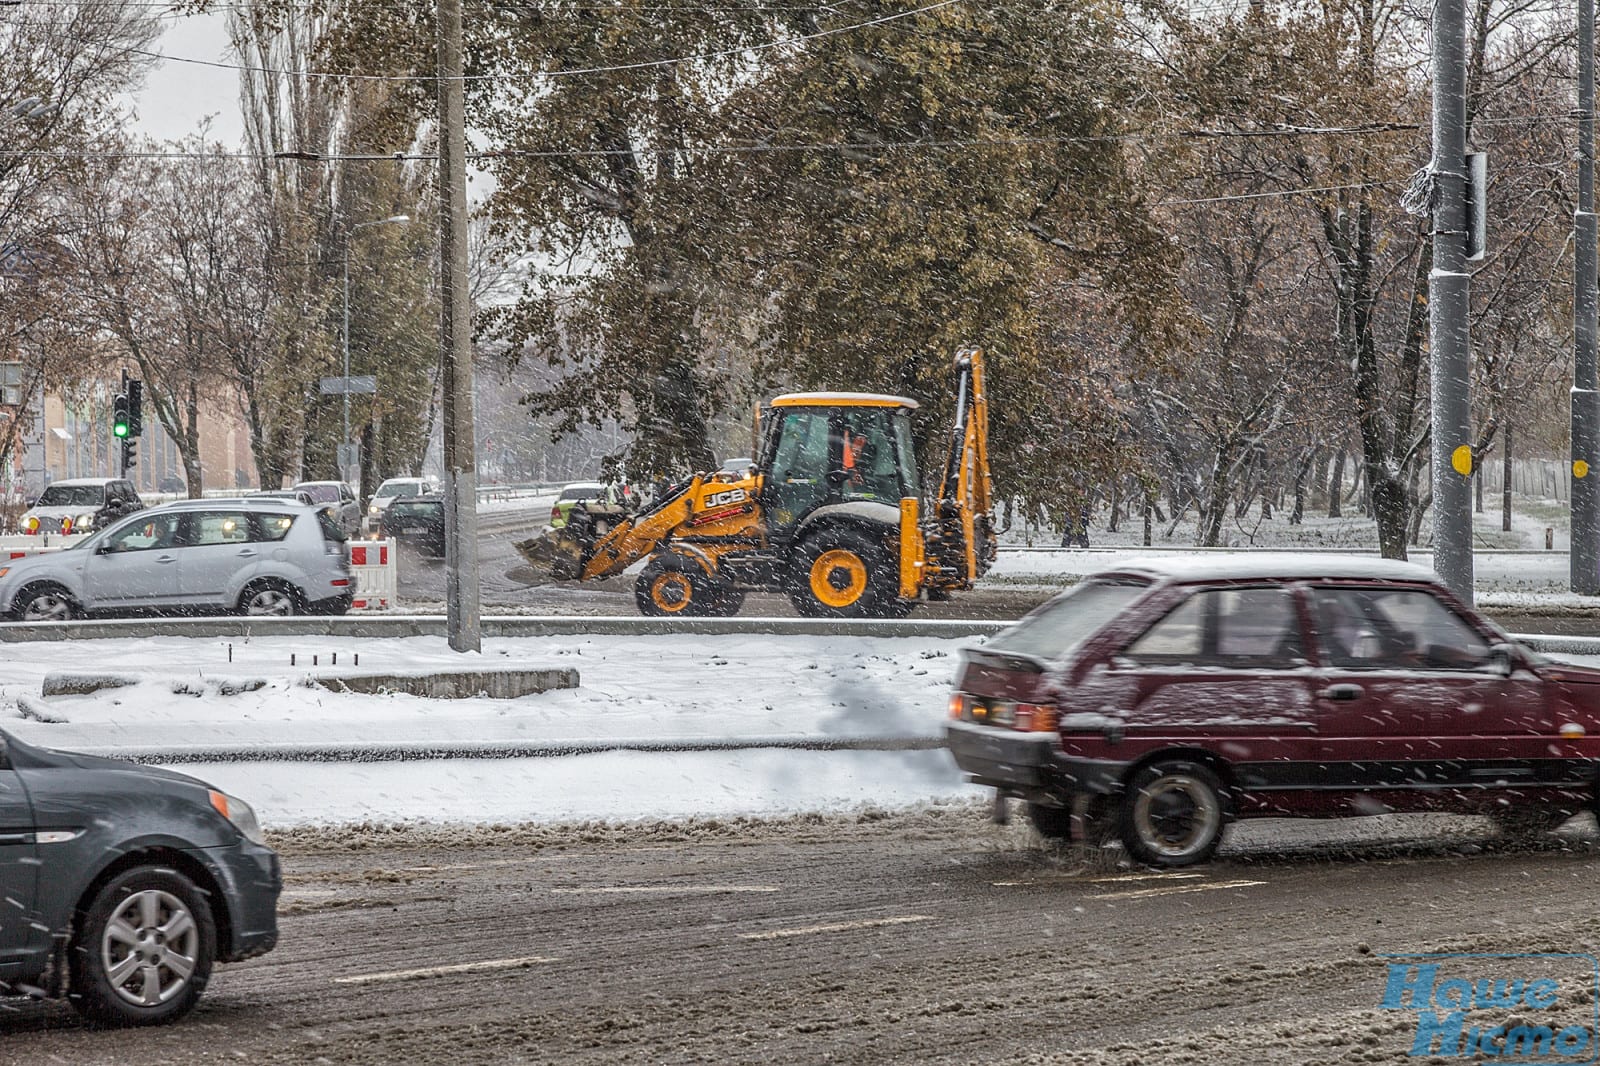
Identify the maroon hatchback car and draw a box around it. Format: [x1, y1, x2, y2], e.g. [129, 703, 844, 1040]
[946, 555, 1600, 867]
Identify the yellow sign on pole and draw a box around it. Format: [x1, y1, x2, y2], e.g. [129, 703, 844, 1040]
[1577, 460, 1591, 480]
[1451, 445, 1473, 476]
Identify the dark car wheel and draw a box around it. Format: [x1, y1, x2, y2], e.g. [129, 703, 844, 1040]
[1027, 802, 1074, 841]
[13, 583, 77, 623]
[71, 867, 216, 1027]
[238, 580, 300, 617]
[1120, 760, 1227, 868]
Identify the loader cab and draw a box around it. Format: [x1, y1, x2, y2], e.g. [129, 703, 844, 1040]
[758, 394, 920, 539]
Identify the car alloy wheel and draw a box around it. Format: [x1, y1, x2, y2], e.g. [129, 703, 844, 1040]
[243, 586, 297, 616]
[102, 889, 201, 1009]
[21, 589, 73, 622]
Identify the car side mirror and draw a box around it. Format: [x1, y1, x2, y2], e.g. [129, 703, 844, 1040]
[1488, 642, 1515, 678]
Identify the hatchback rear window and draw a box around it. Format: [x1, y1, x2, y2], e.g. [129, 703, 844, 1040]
[988, 578, 1150, 660]
[389, 500, 440, 519]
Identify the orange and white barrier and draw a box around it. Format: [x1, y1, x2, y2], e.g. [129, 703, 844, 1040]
[0, 533, 88, 559]
[347, 538, 397, 611]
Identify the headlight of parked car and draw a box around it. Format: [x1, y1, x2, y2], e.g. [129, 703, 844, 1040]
[209, 790, 268, 846]
[76, 513, 94, 528]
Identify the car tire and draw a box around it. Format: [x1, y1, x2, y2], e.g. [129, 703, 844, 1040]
[1026, 803, 1074, 841]
[635, 554, 737, 617]
[786, 527, 902, 619]
[237, 580, 301, 617]
[70, 867, 216, 1027]
[1119, 760, 1228, 868]
[1487, 804, 1574, 839]
[13, 582, 77, 623]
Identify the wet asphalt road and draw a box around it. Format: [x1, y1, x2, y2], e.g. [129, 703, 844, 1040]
[404, 523, 1600, 632]
[8, 808, 1600, 1065]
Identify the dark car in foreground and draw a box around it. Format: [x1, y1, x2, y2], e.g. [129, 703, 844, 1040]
[946, 555, 1600, 867]
[0, 728, 279, 1025]
[381, 494, 445, 556]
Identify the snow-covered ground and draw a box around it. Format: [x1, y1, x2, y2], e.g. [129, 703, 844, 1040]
[0, 633, 983, 827]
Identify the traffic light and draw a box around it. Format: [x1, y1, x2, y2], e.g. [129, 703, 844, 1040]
[112, 393, 129, 439]
[122, 436, 138, 471]
[127, 379, 142, 438]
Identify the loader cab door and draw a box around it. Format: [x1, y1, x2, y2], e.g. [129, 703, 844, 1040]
[762, 407, 833, 535]
[761, 405, 919, 538]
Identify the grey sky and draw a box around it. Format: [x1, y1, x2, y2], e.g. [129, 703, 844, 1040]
[127, 11, 245, 145]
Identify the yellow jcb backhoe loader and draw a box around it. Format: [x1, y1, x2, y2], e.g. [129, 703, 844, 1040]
[516, 349, 996, 618]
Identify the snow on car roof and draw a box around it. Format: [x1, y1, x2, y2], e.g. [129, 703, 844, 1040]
[1099, 552, 1443, 584]
[45, 477, 118, 486]
[770, 392, 919, 409]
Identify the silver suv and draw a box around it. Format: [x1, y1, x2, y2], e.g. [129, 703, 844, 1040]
[0, 498, 354, 621]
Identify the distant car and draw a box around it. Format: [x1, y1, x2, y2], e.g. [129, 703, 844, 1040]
[549, 482, 625, 530]
[21, 478, 143, 535]
[366, 476, 438, 532]
[0, 497, 354, 621]
[0, 727, 279, 1025]
[291, 481, 360, 537]
[947, 554, 1600, 867]
[719, 457, 755, 476]
[381, 494, 445, 556]
[254, 489, 316, 506]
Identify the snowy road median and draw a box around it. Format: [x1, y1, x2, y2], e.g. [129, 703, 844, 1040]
[0, 632, 985, 827]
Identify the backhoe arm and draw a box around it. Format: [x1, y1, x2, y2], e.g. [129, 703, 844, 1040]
[579, 477, 704, 580]
[932, 348, 996, 584]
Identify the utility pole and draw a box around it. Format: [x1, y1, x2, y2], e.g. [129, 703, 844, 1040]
[439, 0, 481, 651]
[1574, 0, 1600, 595]
[1430, 0, 1474, 602]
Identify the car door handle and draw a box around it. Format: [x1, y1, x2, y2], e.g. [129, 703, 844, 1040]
[156, 554, 176, 564]
[1317, 683, 1364, 701]
[237, 549, 258, 558]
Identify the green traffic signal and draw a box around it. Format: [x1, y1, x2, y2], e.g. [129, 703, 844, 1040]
[112, 393, 130, 438]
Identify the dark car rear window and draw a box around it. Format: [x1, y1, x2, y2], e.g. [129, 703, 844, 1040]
[316, 508, 348, 543]
[987, 578, 1151, 660]
[389, 499, 442, 519]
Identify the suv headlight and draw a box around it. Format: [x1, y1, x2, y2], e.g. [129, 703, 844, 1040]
[209, 790, 268, 846]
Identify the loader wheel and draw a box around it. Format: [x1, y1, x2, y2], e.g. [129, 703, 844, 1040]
[635, 554, 742, 617]
[787, 528, 904, 619]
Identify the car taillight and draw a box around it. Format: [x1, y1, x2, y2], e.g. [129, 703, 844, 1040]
[948, 693, 968, 720]
[1013, 702, 1059, 733]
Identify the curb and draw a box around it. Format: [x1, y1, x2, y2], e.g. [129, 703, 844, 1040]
[92, 734, 946, 765]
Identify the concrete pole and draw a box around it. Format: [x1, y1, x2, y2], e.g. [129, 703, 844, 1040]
[341, 252, 351, 475]
[1573, 0, 1600, 594]
[1430, 0, 1474, 602]
[439, 0, 481, 651]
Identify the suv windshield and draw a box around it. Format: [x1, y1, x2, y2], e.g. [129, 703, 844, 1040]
[987, 578, 1152, 660]
[376, 481, 422, 498]
[36, 485, 106, 507]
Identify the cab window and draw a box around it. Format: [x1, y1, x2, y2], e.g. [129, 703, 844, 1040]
[1122, 587, 1306, 668]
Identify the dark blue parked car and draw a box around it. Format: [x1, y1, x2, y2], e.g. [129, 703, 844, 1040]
[0, 729, 279, 1025]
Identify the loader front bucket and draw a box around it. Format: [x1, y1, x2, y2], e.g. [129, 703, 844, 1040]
[514, 525, 585, 582]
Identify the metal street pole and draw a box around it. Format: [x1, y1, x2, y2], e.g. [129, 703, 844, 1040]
[1573, 0, 1600, 595]
[1430, 0, 1474, 602]
[439, 0, 481, 652]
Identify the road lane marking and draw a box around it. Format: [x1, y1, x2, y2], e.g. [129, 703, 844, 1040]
[1091, 879, 1266, 901]
[334, 955, 559, 985]
[737, 915, 934, 941]
[991, 873, 1206, 887]
[552, 885, 779, 895]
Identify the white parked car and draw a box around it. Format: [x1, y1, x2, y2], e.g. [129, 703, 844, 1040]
[366, 476, 438, 532]
[20, 478, 143, 536]
[0, 497, 353, 621]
